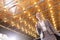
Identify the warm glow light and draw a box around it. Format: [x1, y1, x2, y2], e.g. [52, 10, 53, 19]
[4, 6, 7, 8]
[28, 13, 30, 16]
[34, 2, 37, 4]
[4, 18, 7, 19]
[50, 10, 53, 13]
[32, 18, 34, 21]
[47, 0, 56, 28]
[4, 20, 7, 22]
[11, 21, 15, 26]
[55, 27, 57, 30]
[19, 17, 21, 20]
[25, 29, 28, 34]
[35, 5, 38, 7]
[22, 7, 25, 10]
[48, 4, 51, 7]
[41, 14, 45, 19]
[54, 24, 56, 27]
[48, 0, 51, 1]
[24, 21, 27, 25]
[28, 24, 30, 27]
[12, 13, 15, 15]
[51, 14, 56, 27]
[28, 25, 32, 29]
[17, 24, 20, 29]
[52, 18, 55, 21]
[29, 17, 31, 19]
[24, 21, 27, 26]
[24, 11, 26, 13]
[4, 18, 7, 22]
[4, 9, 7, 12]
[21, 27, 24, 31]
[37, 9, 41, 12]
[53, 21, 55, 24]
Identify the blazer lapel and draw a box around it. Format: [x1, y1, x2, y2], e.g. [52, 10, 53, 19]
[44, 20, 53, 35]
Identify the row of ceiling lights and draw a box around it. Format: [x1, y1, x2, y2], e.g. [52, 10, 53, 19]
[0, 0, 59, 37]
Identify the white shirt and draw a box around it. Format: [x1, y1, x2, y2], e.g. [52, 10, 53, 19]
[39, 20, 47, 31]
[39, 20, 47, 39]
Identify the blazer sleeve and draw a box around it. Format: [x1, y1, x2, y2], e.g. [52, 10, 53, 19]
[47, 20, 60, 36]
[35, 23, 41, 35]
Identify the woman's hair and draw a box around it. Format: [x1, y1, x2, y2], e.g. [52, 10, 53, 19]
[36, 12, 45, 20]
[36, 12, 43, 17]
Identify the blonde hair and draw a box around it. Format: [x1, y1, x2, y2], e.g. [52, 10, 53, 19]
[36, 12, 45, 20]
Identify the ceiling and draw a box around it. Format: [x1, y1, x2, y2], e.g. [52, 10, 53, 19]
[0, 0, 60, 38]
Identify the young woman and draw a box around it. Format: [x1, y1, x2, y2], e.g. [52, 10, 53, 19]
[35, 12, 60, 40]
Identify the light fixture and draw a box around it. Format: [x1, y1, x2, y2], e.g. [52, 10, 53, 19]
[17, 24, 20, 29]
[19, 17, 21, 20]
[22, 7, 25, 10]
[28, 13, 30, 17]
[48, 0, 51, 1]
[55, 27, 57, 30]
[48, 3, 51, 7]
[32, 18, 34, 21]
[4, 9, 7, 12]
[50, 10, 53, 13]
[28, 24, 30, 27]
[24, 21, 26, 24]
[3, 18, 8, 22]
[11, 21, 15, 26]
[35, 5, 38, 8]
[34, 2, 37, 5]
[21, 27, 24, 31]
[37, 9, 41, 12]
[8, 36, 16, 40]
[24, 11, 26, 13]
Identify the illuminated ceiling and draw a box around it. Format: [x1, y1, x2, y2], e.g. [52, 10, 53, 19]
[0, 0, 60, 38]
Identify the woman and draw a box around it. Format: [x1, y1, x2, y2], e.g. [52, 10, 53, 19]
[35, 12, 60, 40]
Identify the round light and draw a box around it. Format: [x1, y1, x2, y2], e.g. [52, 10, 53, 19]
[34, 2, 37, 4]
[35, 5, 38, 7]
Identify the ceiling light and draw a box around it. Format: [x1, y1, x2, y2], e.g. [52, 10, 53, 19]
[34, 2, 37, 4]
[8, 36, 16, 40]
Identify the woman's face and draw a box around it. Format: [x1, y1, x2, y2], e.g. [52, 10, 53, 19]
[36, 13, 42, 20]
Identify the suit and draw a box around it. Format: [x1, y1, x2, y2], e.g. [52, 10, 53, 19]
[36, 19, 60, 40]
